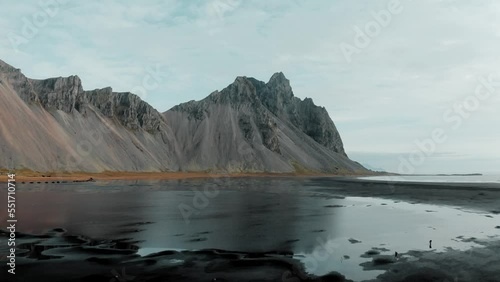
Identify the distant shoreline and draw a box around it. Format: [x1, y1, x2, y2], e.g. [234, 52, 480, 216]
[0, 170, 379, 183]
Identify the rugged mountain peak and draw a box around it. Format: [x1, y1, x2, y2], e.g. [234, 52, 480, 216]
[258, 74, 346, 156]
[167, 72, 349, 162]
[0, 60, 36, 102]
[0, 59, 20, 73]
[268, 72, 289, 85]
[164, 72, 362, 172]
[263, 72, 294, 101]
[31, 75, 84, 94]
[230, 76, 257, 95]
[234, 76, 250, 83]
[0, 62, 164, 133]
[1, 59, 364, 173]
[83, 89, 165, 132]
[202, 76, 260, 106]
[169, 73, 347, 156]
[29, 75, 84, 113]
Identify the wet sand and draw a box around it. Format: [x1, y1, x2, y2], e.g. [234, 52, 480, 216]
[1, 177, 499, 282]
[362, 239, 500, 282]
[0, 228, 349, 282]
[2, 229, 499, 282]
[313, 177, 500, 213]
[310, 177, 500, 281]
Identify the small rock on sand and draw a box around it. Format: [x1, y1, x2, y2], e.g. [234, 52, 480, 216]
[364, 250, 381, 256]
[348, 238, 362, 244]
[324, 205, 344, 208]
[188, 237, 207, 242]
[372, 255, 397, 265]
[360, 247, 391, 258]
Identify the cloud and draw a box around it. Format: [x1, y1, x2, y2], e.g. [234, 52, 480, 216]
[1, 0, 499, 173]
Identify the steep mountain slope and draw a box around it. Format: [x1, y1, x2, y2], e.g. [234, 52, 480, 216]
[251, 73, 346, 156]
[0, 59, 366, 173]
[0, 60, 181, 172]
[164, 74, 365, 173]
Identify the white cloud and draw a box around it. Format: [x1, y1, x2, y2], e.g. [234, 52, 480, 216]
[1, 0, 499, 173]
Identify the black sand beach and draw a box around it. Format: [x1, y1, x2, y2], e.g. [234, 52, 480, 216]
[1, 177, 499, 282]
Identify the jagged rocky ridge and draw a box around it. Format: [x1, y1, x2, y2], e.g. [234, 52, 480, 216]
[165, 73, 363, 172]
[0, 59, 366, 173]
[0, 60, 180, 172]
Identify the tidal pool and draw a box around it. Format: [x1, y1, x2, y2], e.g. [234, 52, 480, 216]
[1, 178, 499, 281]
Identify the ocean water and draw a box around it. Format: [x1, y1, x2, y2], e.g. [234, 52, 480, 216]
[359, 174, 500, 183]
[1, 178, 499, 281]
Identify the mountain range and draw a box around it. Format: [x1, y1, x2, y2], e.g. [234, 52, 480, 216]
[0, 59, 366, 174]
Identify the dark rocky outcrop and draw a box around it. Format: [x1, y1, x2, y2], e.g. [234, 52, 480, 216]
[0, 60, 180, 172]
[83, 88, 163, 133]
[28, 76, 165, 133]
[0, 59, 366, 173]
[0, 59, 165, 134]
[256, 72, 346, 156]
[165, 73, 365, 173]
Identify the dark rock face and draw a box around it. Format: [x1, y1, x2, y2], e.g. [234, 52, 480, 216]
[0, 60, 38, 103]
[165, 73, 365, 173]
[25, 76, 164, 133]
[0, 59, 365, 173]
[0, 59, 179, 172]
[255, 72, 346, 156]
[30, 76, 83, 113]
[83, 88, 163, 132]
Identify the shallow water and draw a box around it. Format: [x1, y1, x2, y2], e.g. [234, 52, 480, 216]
[360, 174, 500, 183]
[1, 177, 499, 281]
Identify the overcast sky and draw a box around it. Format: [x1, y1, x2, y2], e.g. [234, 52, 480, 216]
[1, 0, 499, 174]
